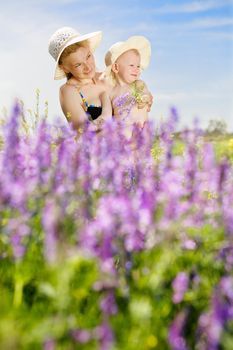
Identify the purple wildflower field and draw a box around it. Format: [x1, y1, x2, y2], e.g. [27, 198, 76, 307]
[0, 103, 233, 349]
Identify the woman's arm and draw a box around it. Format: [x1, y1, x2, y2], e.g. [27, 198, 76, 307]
[99, 91, 112, 119]
[59, 85, 87, 131]
[90, 91, 112, 132]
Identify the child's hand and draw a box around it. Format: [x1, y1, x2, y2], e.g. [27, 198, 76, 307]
[137, 92, 153, 111]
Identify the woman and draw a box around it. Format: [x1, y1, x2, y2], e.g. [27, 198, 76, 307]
[48, 26, 112, 132]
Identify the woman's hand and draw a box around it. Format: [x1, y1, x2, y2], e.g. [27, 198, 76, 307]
[89, 113, 109, 133]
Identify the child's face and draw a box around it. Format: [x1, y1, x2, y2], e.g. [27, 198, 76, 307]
[114, 49, 141, 84]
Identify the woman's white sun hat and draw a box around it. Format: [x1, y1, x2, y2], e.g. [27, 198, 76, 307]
[104, 36, 151, 84]
[48, 26, 102, 80]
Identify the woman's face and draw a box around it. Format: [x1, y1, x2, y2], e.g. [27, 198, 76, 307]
[61, 46, 96, 80]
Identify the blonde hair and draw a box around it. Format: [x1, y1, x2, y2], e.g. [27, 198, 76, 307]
[103, 70, 117, 87]
[58, 41, 90, 80]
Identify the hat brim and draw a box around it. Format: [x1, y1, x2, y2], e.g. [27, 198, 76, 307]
[54, 31, 102, 80]
[117, 36, 151, 70]
[106, 36, 151, 73]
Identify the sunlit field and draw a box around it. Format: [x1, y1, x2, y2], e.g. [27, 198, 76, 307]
[0, 102, 233, 350]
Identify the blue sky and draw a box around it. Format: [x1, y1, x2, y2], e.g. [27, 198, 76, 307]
[0, 0, 233, 130]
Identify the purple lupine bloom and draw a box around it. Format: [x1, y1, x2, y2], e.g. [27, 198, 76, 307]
[43, 338, 56, 350]
[124, 228, 145, 252]
[217, 159, 229, 196]
[184, 143, 198, 202]
[172, 272, 189, 304]
[222, 199, 233, 236]
[7, 218, 30, 259]
[220, 276, 233, 304]
[198, 276, 233, 350]
[169, 309, 189, 350]
[198, 301, 223, 350]
[182, 238, 197, 250]
[202, 142, 216, 172]
[3, 181, 27, 209]
[1, 103, 30, 210]
[42, 200, 59, 263]
[94, 321, 114, 350]
[71, 329, 92, 344]
[100, 290, 118, 315]
[219, 245, 233, 272]
[35, 121, 53, 185]
[11, 234, 26, 259]
[160, 107, 178, 145]
[3, 103, 21, 172]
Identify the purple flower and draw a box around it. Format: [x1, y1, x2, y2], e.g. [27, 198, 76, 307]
[11, 234, 26, 259]
[71, 329, 92, 344]
[43, 339, 56, 350]
[42, 200, 59, 263]
[198, 276, 233, 349]
[3, 103, 21, 165]
[172, 272, 189, 304]
[219, 245, 233, 271]
[169, 310, 189, 350]
[182, 239, 196, 250]
[220, 276, 233, 302]
[94, 322, 114, 350]
[6, 218, 30, 259]
[100, 290, 118, 315]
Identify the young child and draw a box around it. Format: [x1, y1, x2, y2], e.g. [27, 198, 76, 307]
[104, 36, 152, 138]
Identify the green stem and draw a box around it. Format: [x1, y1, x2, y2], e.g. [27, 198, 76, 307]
[13, 277, 24, 308]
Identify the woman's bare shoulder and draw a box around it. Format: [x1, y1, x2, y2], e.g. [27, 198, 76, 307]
[60, 83, 79, 97]
[59, 84, 82, 110]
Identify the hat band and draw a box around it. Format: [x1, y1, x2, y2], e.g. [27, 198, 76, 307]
[56, 33, 83, 61]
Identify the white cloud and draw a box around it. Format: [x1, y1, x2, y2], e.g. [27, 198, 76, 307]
[200, 30, 233, 41]
[156, 90, 233, 102]
[154, 0, 232, 14]
[151, 16, 233, 39]
[156, 92, 188, 101]
[189, 16, 233, 28]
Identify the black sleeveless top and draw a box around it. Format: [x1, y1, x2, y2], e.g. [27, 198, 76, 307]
[79, 91, 102, 120]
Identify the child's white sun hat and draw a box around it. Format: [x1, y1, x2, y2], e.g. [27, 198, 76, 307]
[48, 26, 102, 80]
[104, 35, 151, 82]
